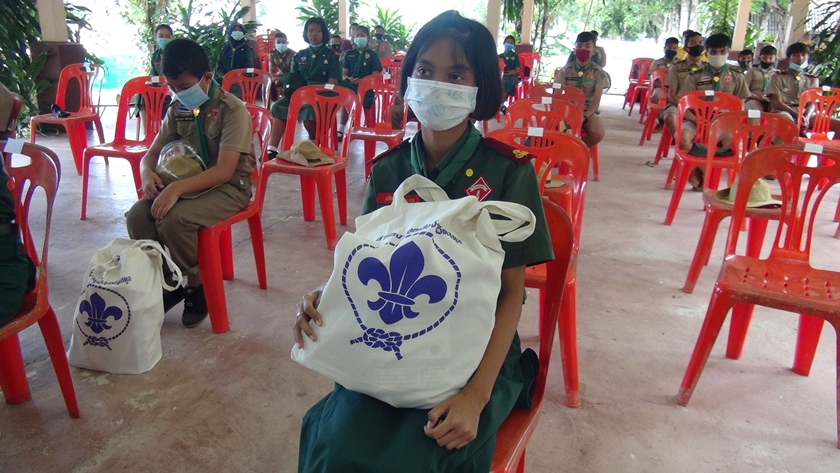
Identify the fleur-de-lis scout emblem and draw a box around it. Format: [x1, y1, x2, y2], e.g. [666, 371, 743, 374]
[80, 292, 123, 334]
[577, 71, 583, 77]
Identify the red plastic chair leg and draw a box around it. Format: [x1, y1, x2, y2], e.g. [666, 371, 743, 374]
[221, 226, 234, 280]
[0, 335, 31, 404]
[197, 227, 230, 334]
[38, 308, 80, 417]
[639, 111, 658, 146]
[364, 141, 376, 179]
[558, 276, 581, 408]
[93, 117, 105, 144]
[744, 218, 769, 260]
[316, 173, 338, 250]
[300, 175, 317, 221]
[834, 199, 840, 222]
[682, 207, 727, 293]
[515, 450, 526, 473]
[792, 314, 825, 376]
[336, 169, 347, 226]
[591, 145, 599, 182]
[130, 160, 143, 200]
[725, 303, 757, 359]
[664, 160, 692, 225]
[675, 288, 733, 405]
[654, 128, 673, 165]
[66, 121, 88, 175]
[247, 215, 267, 289]
[707, 168, 723, 191]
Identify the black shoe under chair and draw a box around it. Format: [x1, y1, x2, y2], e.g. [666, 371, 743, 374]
[182, 285, 208, 328]
[163, 286, 186, 314]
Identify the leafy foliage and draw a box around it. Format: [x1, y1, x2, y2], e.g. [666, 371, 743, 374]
[561, 0, 678, 41]
[0, 0, 50, 133]
[116, 0, 175, 60]
[295, 0, 363, 35]
[367, 5, 416, 52]
[809, 1, 840, 86]
[64, 2, 94, 44]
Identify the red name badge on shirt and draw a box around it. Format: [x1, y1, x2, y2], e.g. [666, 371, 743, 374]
[376, 192, 422, 205]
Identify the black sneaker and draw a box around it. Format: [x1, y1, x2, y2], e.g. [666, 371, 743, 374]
[182, 285, 208, 328]
[162, 286, 185, 314]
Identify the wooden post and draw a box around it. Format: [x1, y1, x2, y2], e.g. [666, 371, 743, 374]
[732, 0, 752, 51]
[522, 0, 534, 44]
[338, 0, 350, 36]
[36, 0, 69, 42]
[486, 0, 502, 45]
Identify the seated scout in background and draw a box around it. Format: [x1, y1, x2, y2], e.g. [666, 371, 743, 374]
[679, 33, 750, 189]
[554, 32, 607, 148]
[649, 37, 680, 105]
[766, 42, 821, 133]
[499, 35, 521, 109]
[664, 30, 705, 140]
[744, 45, 777, 112]
[337, 25, 382, 138]
[737, 49, 753, 70]
[126, 39, 255, 328]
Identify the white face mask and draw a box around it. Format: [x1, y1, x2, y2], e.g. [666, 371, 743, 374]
[707, 53, 728, 68]
[404, 77, 478, 132]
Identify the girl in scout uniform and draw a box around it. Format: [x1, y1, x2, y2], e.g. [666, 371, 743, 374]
[337, 26, 382, 138]
[293, 11, 552, 473]
[267, 17, 342, 157]
[217, 23, 258, 101]
[499, 35, 520, 108]
[744, 45, 777, 112]
[137, 24, 174, 132]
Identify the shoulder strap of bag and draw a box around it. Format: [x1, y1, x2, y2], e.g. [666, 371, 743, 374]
[90, 239, 183, 291]
[392, 174, 449, 207]
[478, 201, 537, 243]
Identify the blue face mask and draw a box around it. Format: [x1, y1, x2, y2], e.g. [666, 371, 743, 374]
[354, 37, 368, 49]
[230, 31, 245, 41]
[175, 80, 210, 111]
[788, 61, 803, 72]
[155, 38, 171, 49]
[275, 43, 288, 52]
[504, 43, 514, 51]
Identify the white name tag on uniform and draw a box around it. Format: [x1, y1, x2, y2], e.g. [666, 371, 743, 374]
[246, 68, 255, 74]
[324, 83, 335, 90]
[383, 73, 391, 80]
[704, 90, 715, 96]
[2, 139, 25, 155]
[541, 97, 552, 104]
[803, 143, 823, 154]
[747, 109, 761, 118]
[527, 127, 544, 137]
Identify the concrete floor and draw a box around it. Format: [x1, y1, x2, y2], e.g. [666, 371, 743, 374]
[2, 95, 840, 472]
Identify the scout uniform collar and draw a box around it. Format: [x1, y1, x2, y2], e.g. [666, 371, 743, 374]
[351, 49, 366, 77]
[573, 61, 593, 87]
[410, 125, 481, 187]
[760, 66, 773, 91]
[306, 46, 328, 80]
[787, 65, 804, 94]
[704, 63, 729, 91]
[193, 80, 219, 169]
[687, 57, 703, 72]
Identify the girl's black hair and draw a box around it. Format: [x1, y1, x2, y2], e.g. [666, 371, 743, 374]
[504, 35, 516, 44]
[230, 23, 245, 33]
[155, 24, 173, 35]
[400, 10, 501, 121]
[356, 26, 370, 38]
[303, 17, 330, 44]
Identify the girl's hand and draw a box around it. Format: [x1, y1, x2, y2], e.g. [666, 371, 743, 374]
[294, 289, 324, 348]
[423, 387, 487, 450]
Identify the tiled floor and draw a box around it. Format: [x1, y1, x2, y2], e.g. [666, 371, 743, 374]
[2, 95, 840, 472]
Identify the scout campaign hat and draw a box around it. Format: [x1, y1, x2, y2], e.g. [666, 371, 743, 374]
[155, 141, 218, 199]
[278, 140, 335, 167]
[714, 178, 782, 208]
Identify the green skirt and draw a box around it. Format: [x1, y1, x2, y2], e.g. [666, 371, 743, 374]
[502, 75, 520, 96]
[297, 332, 537, 473]
[0, 234, 36, 327]
[271, 97, 315, 121]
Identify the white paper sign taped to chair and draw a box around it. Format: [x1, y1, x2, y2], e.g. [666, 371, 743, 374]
[246, 67, 255, 74]
[552, 82, 562, 89]
[541, 97, 552, 104]
[823, 85, 831, 92]
[528, 127, 544, 137]
[324, 83, 335, 90]
[704, 90, 715, 96]
[383, 73, 391, 80]
[803, 143, 823, 154]
[747, 109, 761, 119]
[2, 139, 25, 155]
[151, 76, 161, 84]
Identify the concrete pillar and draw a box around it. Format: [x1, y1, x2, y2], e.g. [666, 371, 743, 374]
[240, 0, 257, 23]
[732, 0, 752, 50]
[522, 0, 534, 44]
[338, 0, 350, 36]
[37, 0, 69, 42]
[784, 0, 810, 52]
[486, 0, 502, 45]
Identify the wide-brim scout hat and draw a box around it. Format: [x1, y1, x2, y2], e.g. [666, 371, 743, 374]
[278, 140, 335, 167]
[714, 178, 782, 208]
[155, 141, 218, 199]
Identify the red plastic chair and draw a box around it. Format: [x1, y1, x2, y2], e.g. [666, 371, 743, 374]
[526, 84, 586, 110]
[623, 58, 654, 114]
[380, 56, 404, 85]
[490, 197, 574, 472]
[80, 77, 171, 220]
[663, 91, 743, 225]
[222, 68, 273, 107]
[196, 104, 271, 334]
[681, 112, 800, 293]
[639, 69, 670, 145]
[486, 129, 589, 408]
[674, 144, 840, 448]
[797, 87, 840, 148]
[0, 140, 79, 418]
[504, 99, 583, 138]
[29, 63, 106, 175]
[260, 85, 357, 250]
[514, 52, 540, 100]
[349, 74, 407, 179]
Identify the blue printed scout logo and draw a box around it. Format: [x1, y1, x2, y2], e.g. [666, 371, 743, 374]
[76, 286, 131, 350]
[343, 232, 461, 360]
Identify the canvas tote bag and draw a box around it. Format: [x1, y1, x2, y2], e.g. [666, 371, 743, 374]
[292, 175, 536, 408]
[68, 238, 181, 374]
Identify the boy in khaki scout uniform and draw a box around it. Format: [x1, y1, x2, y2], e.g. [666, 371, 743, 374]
[649, 37, 680, 106]
[767, 42, 824, 135]
[553, 31, 607, 148]
[664, 30, 705, 139]
[744, 45, 777, 112]
[126, 39, 255, 328]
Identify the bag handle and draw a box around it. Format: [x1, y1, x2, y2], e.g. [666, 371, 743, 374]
[479, 201, 537, 243]
[91, 239, 183, 291]
[392, 174, 450, 207]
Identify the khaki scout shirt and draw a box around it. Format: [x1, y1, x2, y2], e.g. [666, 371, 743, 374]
[664, 57, 704, 98]
[766, 69, 820, 109]
[363, 126, 553, 269]
[681, 64, 750, 100]
[745, 65, 776, 95]
[153, 86, 255, 186]
[555, 61, 607, 110]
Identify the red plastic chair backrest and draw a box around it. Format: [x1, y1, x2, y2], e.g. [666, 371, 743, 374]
[629, 57, 654, 81]
[284, 85, 357, 159]
[643, 69, 670, 110]
[54, 63, 96, 113]
[504, 99, 583, 137]
[4, 93, 22, 137]
[245, 104, 272, 212]
[381, 56, 404, 83]
[518, 52, 540, 80]
[677, 91, 743, 147]
[706, 111, 799, 178]
[356, 74, 405, 130]
[526, 85, 586, 110]
[725, 144, 840, 262]
[221, 68, 273, 106]
[648, 67, 669, 88]
[797, 87, 840, 136]
[113, 76, 170, 145]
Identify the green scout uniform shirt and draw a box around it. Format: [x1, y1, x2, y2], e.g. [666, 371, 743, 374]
[555, 61, 608, 110]
[153, 86, 255, 187]
[681, 64, 751, 100]
[150, 49, 163, 76]
[342, 48, 382, 79]
[292, 46, 342, 85]
[499, 50, 520, 73]
[766, 69, 820, 109]
[0, 160, 14, 224]
[664, 57, 704, 97]
[745, 65, 776, 95]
